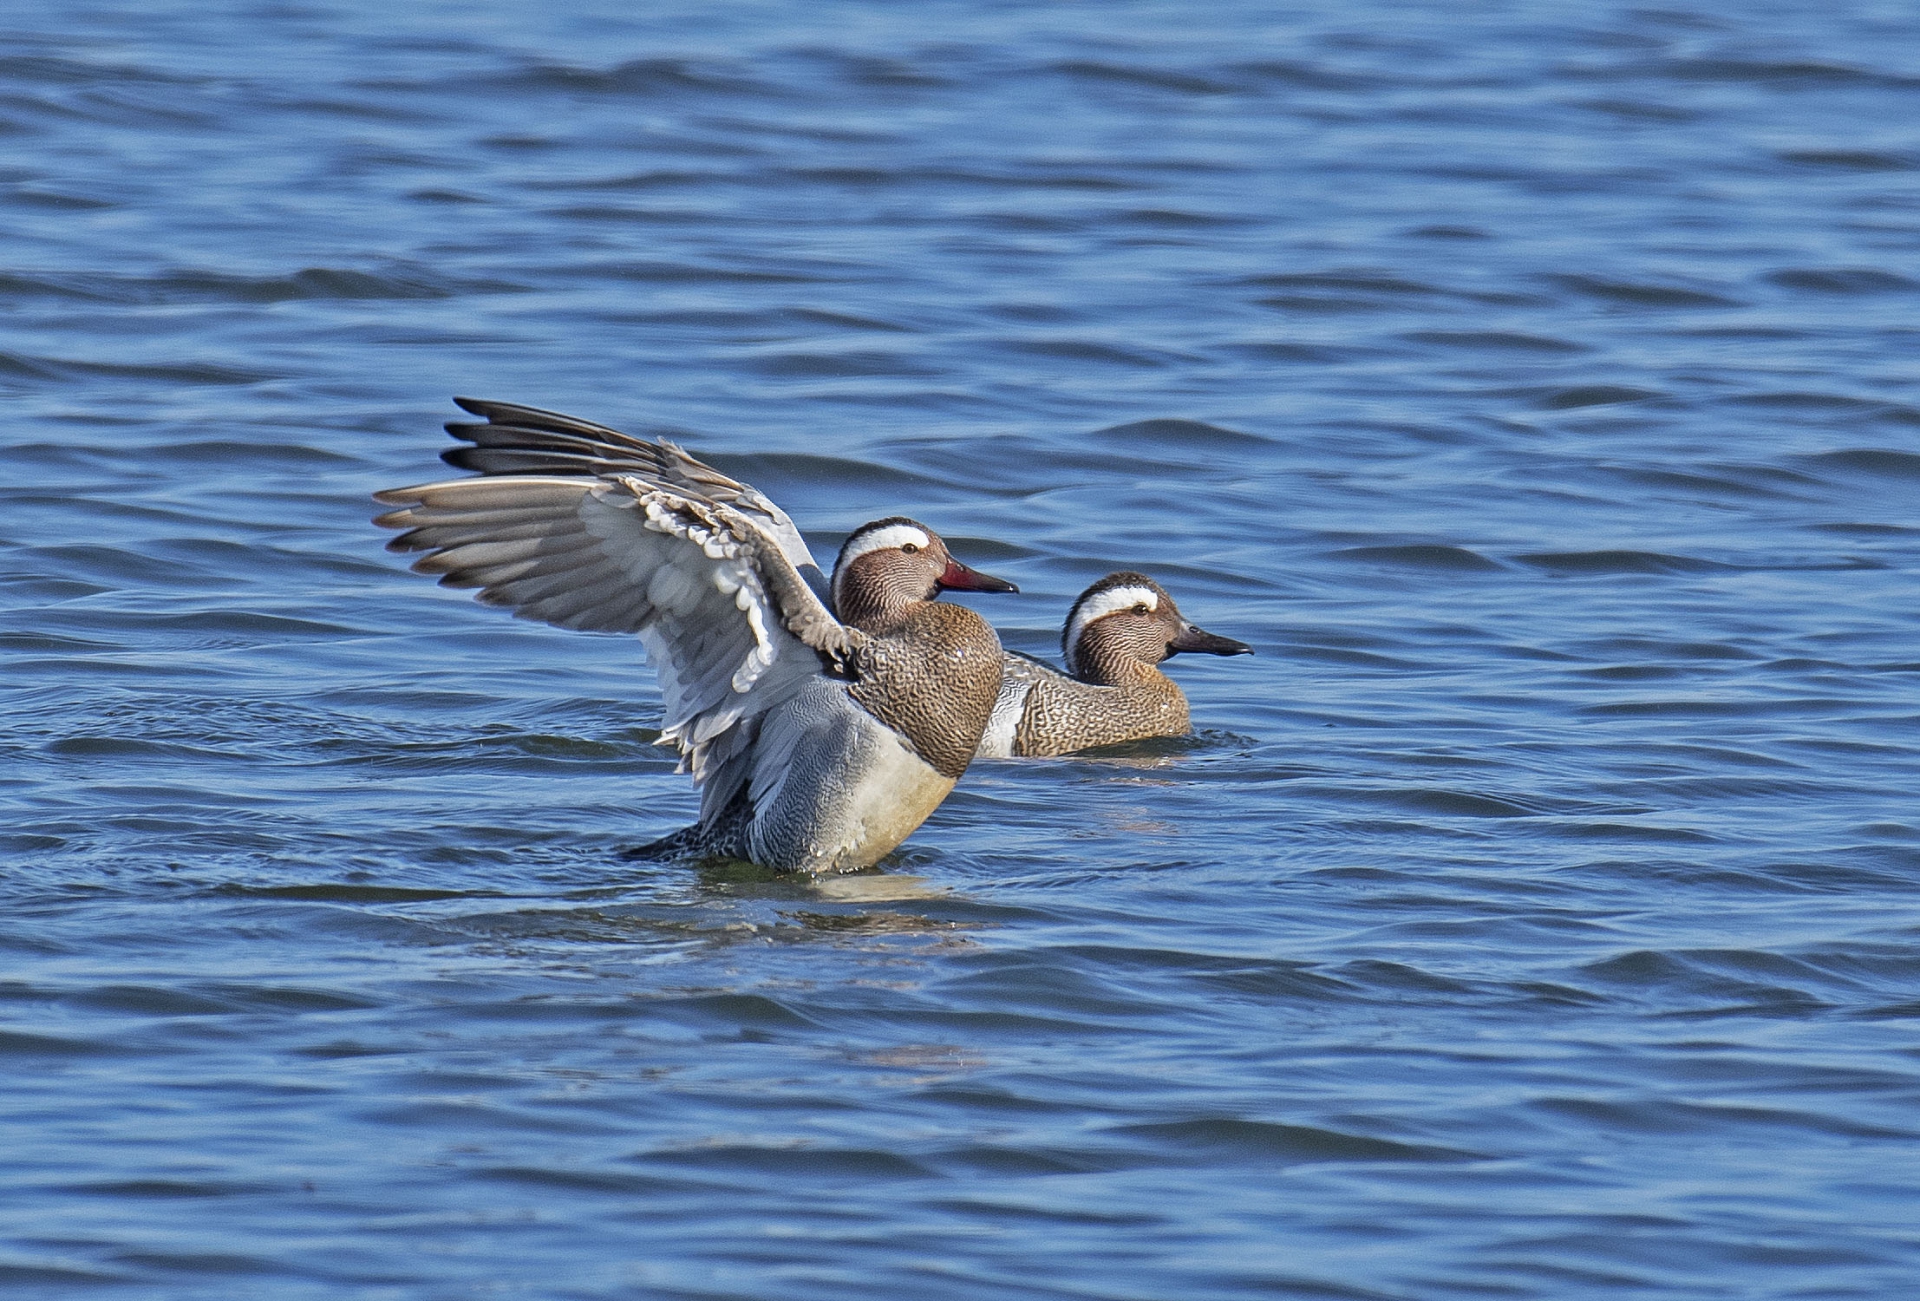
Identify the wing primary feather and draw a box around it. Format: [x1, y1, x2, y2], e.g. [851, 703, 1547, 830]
[373, 477, 592, 512]
[468, 564, 605, 608]
[377, 426, 876, 815]
[387, 520, 591, 554]
[412, 535, 600, 575]
[437, 403, 827, 588]
[376, 503, 587, 531]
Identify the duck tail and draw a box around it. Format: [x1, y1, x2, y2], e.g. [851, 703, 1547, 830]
[619, 824, 704, 861]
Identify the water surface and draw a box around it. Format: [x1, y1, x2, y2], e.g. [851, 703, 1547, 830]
[5, 1, 1920, 1297]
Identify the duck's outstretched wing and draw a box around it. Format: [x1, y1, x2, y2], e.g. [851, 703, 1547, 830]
[374, 473, 860, 813]
[439, 397, 826, 602]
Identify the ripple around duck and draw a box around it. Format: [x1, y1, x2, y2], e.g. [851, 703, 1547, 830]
[1776, 148, 1918, 171]
[556, 258, 849, 285]
[1804, 448, 1920, 479]
[1546, 273, 1740, 307]
[1112, 1118, 1478, 1166]
[4, 188, 116, 210]
[1656, 56, 1920, 88]
[1533, 384, 1663, 410]
[1596, 465, 1808, 503]
[1515, 550, 1732, 575]
[1089, 416, 1267, 448]
[708, 450, 945, 493]
[1406, 330, 1587, 353]
[504, 56, 783, 99]
[1005, 338, 1181, 367]
[1047, 60, 1242, 97]
[17, 543, 219, 585]
[29, 356, 272, 385]
[743, 348, 937, 378]
[1767, 267, 1919, 293]
[0, 1264, 131, 1287]
[159, 439, 362, 467]
[0, 349, 61, 379]
[0, 265, 511, 304]
[0, 1028, 116, 1057]
[1328, 545, 1506, 572]
[210, 883, 495, 903]
[648, 1144, 934, 1179]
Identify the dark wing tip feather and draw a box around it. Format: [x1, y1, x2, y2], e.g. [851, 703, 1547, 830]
[438, 444, 658, 478]
[440, 445, 550, 474]
[447, 396, 633, 443]
[439, 398, 687, 484]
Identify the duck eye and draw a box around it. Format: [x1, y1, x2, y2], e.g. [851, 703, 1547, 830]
[901, 543, 919, 554]
[1132, 603, 1149, 615]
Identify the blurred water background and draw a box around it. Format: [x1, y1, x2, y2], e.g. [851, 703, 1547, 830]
[4, 1, 1920, 1296]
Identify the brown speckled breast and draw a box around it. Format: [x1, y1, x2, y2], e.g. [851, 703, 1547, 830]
[849, 602, 1005, 779]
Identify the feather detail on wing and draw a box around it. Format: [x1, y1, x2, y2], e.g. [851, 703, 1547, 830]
[439, 397, 828, 605]
[374, 472, 863, 812]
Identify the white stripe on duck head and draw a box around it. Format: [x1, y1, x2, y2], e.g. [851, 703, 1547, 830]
[1063, 571, 1251, 679]
[831, 516, 1018, 631]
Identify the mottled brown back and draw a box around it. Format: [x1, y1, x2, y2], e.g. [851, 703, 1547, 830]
[1012, 663, 1190, 757]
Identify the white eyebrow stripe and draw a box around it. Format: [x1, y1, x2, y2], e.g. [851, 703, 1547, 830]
[840, 523, 931, 565]
[1066, 585, 1158, 658]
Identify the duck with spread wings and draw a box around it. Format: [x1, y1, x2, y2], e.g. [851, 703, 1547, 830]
[374, 399, 1017, 873]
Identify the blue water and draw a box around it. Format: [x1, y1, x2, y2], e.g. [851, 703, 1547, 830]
[5, 1, 1920, 1296]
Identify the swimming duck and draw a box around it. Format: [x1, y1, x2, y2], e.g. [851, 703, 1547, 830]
[375, 399, 1017, 873]
[978, 572, 1251, 758]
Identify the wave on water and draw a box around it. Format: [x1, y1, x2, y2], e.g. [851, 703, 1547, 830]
[4, 1, 1920, 1297]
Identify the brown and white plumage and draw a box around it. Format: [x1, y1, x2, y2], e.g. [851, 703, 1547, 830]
[375, 400, 1015, 872]
[977, 572, 1251, 758]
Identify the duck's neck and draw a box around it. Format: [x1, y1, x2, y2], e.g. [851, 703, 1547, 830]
[1072, 640, 1169, 689]
[837, 585, 917, 634]
[833, 553, 928, 634]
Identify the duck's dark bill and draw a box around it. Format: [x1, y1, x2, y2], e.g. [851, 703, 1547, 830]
[1168, 623, 1252, 656]
[937, 559, 1018, 594]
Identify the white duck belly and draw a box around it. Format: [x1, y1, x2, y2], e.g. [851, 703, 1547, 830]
[747, 677, 955, 873]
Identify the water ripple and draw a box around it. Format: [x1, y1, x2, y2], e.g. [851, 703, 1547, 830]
[4, 1, 1920, 1297]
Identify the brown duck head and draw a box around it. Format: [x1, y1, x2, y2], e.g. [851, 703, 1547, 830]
[831, 516, 1017, 631]
[1062, 571, 1252, 683]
